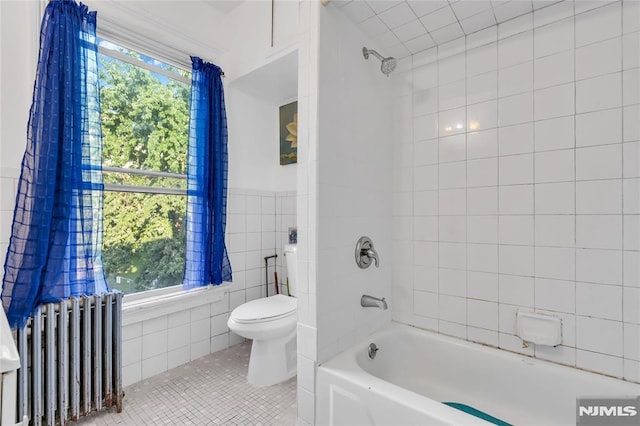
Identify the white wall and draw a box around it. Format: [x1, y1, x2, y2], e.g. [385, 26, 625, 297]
[121, 290, 233, 387]
[0, 1, 37, 170]
[222, 0, 299, 80]
[276, 190, 298, 285]
[315, 2, 392, 363]
[226, 87, 297, 192]
[295, 2, 393, 424]
[223, 0, 299, 194]
[391, 0, 640, 382]
[295, 2, 320, 423]
[0, 1, 39, 267]
[83, 0, 228, 69]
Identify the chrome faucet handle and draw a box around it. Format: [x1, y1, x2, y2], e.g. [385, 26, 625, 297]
[366, 248, 379, 267]
[356, 236, 380, 269]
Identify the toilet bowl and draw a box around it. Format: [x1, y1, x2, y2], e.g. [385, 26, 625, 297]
[227, 244, 298, 386]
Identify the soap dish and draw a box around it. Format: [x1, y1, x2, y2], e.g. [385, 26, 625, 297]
[516, 311, 562, 347]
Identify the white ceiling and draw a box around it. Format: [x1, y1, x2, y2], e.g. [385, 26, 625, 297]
[333, 0, 568, 58]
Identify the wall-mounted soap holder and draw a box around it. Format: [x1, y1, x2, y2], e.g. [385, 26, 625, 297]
[516, 311, 562, 347]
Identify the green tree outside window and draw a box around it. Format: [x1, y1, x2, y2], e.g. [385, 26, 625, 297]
[99, 47, 190, 294]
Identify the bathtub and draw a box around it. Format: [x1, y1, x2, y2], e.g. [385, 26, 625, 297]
[316, 322, 640, 425]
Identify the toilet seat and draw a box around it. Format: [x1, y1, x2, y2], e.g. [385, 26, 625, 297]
[230, 294, 297, 324]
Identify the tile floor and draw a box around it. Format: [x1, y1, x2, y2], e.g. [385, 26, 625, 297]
[78, 341, 297, 425]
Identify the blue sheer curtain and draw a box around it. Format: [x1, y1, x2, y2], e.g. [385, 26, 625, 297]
[183, 57, 232, 289]
[1, 0, 108, 328]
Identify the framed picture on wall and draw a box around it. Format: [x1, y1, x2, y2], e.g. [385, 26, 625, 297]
[279, 101, 297, 165]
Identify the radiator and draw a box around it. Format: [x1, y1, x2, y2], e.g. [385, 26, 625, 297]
[12, 292, 123, 426]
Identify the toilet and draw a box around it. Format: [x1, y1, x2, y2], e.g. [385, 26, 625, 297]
[227, 244, 298, 386]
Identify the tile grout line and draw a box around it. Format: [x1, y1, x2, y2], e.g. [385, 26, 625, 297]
[530, 19, 537, 361]
[620, 0, 626, 373]
[572, 0, 578, 369]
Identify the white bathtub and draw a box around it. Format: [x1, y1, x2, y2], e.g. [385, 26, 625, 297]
[316, 322, 640, 425]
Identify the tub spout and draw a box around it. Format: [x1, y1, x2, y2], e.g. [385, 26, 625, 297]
[361, 294, 388, 310]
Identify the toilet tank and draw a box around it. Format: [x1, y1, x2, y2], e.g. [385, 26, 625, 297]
[284, 244, 297, 296]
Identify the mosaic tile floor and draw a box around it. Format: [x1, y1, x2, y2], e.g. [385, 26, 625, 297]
[78, 341, 297, 425]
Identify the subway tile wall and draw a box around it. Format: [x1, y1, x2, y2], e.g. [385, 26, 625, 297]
[121, 294, 233, 386]
[276, 190, 298, 296]
[227, 189, 296, 304]
[391, 0, 640, 382]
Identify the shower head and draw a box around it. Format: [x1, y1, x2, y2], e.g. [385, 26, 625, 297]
[362, 47, 397, 76]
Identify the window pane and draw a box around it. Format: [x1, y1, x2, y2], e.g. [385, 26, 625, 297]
[99, 51, 190, 175]
[99, 40, 189, 80]
[98, 42, 190, 296]
[103, 192, 186, 295]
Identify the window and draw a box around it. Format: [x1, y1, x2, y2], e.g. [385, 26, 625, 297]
[98, 40, 190, 295]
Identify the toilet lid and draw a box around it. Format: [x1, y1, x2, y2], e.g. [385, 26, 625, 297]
[231, 294, 297, 323]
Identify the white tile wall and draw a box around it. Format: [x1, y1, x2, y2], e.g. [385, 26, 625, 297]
[295, 2, 320, 423]
[121, 293, 227, 386]
[296, 1, 395, 422]
[314, 1, 393, 364]
[392, 0, 640, 382]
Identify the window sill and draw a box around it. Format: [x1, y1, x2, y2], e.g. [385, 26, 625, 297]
[122, 284, 229, 326]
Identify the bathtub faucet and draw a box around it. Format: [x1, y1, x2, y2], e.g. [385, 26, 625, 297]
[361, 294, 388, 310]
[366, 247, 379, 267]
[355, 236, 380, 269]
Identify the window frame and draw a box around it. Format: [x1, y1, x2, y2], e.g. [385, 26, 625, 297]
[98, 39, 191, 298]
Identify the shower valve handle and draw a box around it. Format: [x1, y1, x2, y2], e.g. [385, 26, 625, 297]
[356, 236, 379, 269]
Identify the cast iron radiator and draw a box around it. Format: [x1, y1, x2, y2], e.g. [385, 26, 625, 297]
[12, 292, 124, 425]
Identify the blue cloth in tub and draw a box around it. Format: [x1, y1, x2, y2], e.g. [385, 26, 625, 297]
[443, 402, 512, 426]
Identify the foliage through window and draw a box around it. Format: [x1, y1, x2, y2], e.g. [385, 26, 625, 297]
[98, 40, 190, 295]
